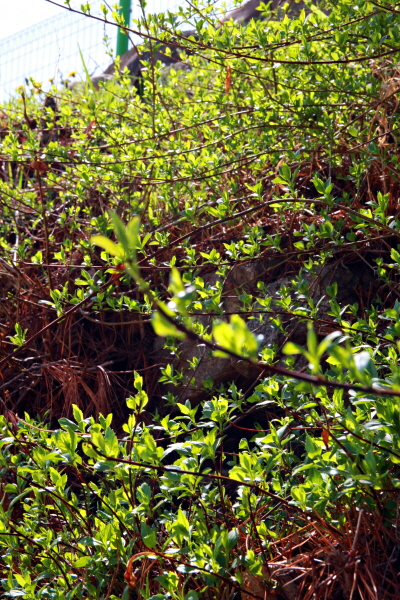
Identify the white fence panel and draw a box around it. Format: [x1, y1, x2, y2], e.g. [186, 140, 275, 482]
[0, 0, 233, 102]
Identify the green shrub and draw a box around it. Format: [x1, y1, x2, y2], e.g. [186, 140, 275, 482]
[2, 0, 400, 597]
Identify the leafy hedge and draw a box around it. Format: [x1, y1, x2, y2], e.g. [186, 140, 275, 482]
[1, 0, 400, 598]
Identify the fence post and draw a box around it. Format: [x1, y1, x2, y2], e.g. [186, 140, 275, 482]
[116, 0, 132, 57]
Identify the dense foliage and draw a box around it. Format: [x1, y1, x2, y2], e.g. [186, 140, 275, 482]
[1, 0, 400, 598]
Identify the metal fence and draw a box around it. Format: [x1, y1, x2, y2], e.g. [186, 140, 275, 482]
[0, 0, 188, 102]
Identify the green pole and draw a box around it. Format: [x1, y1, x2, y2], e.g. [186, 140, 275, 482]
[116, 0, 131, 57]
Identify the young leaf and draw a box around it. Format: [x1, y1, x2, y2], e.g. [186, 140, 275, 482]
[152, 307, 186, 339]
[213, 315, 258, 359]
[126, 216, 140, 250]
[109, 211, 129, 254]
[282, 341, 303, 355]
[91, 235, 123, 257]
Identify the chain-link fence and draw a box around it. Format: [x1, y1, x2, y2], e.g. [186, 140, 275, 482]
[0, 0, 185, 102]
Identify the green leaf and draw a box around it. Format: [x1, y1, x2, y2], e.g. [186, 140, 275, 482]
[141, 524, 157, 549]
[74, 556, 91, 567]
[391, 248, 400, 264]
[152, 307, 186, 339]
[72, 404, 84, 423]
[316, 331, 342, 358]
[109, 211, 129, 254]
[134, 370, 143, 392]
[326, 282, 338, 297]
[305, 434, 322, 459]
[362, 448, 377, 475]
[79, 536, 103, 547]
[175, 509, 189, 533]
[169, 266, 184, 295]
[279, 163, 291, 182]
[137, 482, 152, 503]
[312, 175, 325, 195]
[307, 324, 318, 358]
[213, 315, 258, 359]
[126, 216, 140, 250]
[91, 235, 123, 257]
[82, 442, 99, 458]
[104, 427, 119, 457]
[353, 351, 378, 380]
[282, 341, 303, 355]
[227, 528, 239, 550]
[291, 486, 307, 505]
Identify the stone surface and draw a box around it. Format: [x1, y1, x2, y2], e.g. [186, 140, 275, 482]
[154, 258, 378, 403]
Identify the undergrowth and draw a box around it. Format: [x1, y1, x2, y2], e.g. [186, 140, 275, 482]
[1, 0, 400, 598]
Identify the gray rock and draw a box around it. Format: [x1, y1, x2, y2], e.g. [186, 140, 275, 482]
[153, 259, 377, 402]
